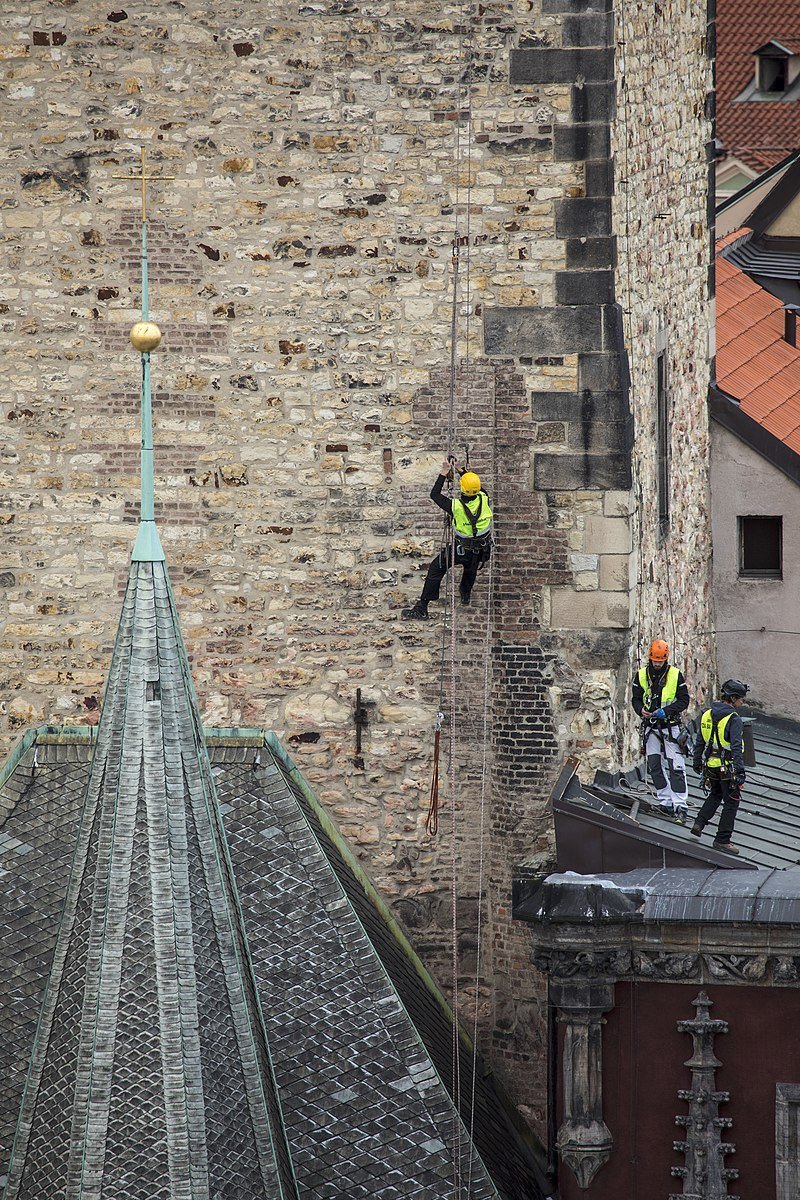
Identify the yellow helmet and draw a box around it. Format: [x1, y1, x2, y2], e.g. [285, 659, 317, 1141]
[460, 470, 481, 496]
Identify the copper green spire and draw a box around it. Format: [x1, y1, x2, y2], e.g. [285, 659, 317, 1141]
[118, 148, 173, 563]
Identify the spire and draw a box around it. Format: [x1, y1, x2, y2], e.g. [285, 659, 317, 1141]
[119, 147, 172, 563]
[671, 991, 738, 1200]
[1, 153, 298, 1200]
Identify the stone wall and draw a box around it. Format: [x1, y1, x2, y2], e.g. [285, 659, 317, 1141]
[611, 0, 717, 737]
[1, 0, 715, 1130]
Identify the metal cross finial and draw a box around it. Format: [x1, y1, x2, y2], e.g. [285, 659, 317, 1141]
[113, 146, 175, 222]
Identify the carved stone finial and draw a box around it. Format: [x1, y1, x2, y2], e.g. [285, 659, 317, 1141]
[670, 991, 739, 1200]
[551, 981, 614, 1190]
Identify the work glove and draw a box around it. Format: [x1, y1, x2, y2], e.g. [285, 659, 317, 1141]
[653, 708, 666, 720]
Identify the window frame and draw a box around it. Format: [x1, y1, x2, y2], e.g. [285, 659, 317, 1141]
[776, 1083, 800, 1198]
[759, 54, 788, 93]
[656, 349, 670, 538]
[738, 514, 783, 579]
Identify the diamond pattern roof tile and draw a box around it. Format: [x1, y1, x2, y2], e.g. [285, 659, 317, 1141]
[0, 728, 549, 1200]
[1, 565, 298, 1200]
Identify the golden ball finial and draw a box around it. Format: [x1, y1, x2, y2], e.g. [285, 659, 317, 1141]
[130, 320, 162, 352]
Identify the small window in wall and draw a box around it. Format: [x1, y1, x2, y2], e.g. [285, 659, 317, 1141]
[656, 351, 669, 536]
[738, 515, 783, 578]
[759, 55, 788, 93]
[776, 1083, 800, 1198]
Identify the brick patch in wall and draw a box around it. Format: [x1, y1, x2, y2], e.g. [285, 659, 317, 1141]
[122, 499, 207, 526]
[99, 322, 229, 354]
[89, 445, 205, 476]
[96, 393, 218, 421]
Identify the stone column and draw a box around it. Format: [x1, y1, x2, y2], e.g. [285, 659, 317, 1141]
[551, 980, 615, 1189]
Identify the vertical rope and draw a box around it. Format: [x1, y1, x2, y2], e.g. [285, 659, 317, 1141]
[447, 521, 461, 1197]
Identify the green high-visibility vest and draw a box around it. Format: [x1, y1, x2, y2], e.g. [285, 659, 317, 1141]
[638, 665, 680, 710]
[451, 492, 493, 539]
[699, 709, 734, 769]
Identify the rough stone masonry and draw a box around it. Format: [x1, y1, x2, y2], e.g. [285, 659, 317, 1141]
[0, 0, 715, 1130]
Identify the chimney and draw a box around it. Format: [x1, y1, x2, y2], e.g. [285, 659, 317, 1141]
[784, 304, 800, 347]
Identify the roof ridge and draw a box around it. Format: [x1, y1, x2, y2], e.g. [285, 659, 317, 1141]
[3, 562, 298, 1200]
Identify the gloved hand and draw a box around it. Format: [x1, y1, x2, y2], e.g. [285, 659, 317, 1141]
[735, 773, 746, 790]
[653, 708, 666, 720]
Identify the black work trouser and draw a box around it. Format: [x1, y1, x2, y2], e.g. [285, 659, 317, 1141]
[420, 544, 481, 605]
[696, 769, 740, 844]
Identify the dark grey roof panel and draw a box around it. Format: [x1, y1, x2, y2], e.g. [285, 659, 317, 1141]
[257, 744, 551, 1200]
[521, 866, 800, 927]
[0, 729, 521, 1200]
[582, 715, 800, 871]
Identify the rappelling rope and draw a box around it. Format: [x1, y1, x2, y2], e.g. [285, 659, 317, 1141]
[466, 444, 495, 1196]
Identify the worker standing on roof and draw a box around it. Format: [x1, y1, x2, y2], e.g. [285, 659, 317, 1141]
[691, 678, 749, 855]
[632, 639, 690, 821]
[402, 457, 493, 620]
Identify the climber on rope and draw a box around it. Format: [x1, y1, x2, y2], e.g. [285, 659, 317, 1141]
[402, 456, 493, 621]
[632, 638, 690, 822]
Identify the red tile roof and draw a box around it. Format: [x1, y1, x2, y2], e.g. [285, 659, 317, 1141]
[716, 229, 800, 451]
[717, 0, 800, 171]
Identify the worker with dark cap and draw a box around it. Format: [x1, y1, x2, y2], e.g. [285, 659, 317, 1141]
[691, 678, 749, 855]
[632, 638, 690, 820]
[402, 457, 493, 620]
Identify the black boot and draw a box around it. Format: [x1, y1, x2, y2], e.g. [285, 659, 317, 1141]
[402, 603, 429, 621]
[459, 588, 471, 607]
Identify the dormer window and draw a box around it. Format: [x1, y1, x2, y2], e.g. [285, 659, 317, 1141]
[759, 53, 788, 94]
[743, 40, 800, 101]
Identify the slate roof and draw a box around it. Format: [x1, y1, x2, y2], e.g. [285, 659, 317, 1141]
[717, 0, 800, 171]
[0, 724, 548, 1200]
[535, 714, 800, 876]
[716, 228, 800, 450]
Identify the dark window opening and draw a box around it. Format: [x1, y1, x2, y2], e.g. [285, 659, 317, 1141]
[759, 55, 788, 93]
[656, 350, 669, 536]
[146, 679, 161, 702]
[739, 515, 783, 578]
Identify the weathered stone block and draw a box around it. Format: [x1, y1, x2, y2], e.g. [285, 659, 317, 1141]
[561, 13, 613, 47]
[565, 237, 616, 269]
[578, 353, 622, 391]
[533, 453, 632, 490]
[531, 390, 628, 422]
[553, 123, 611, 162]
[584, 160, 614, 197]
[585, 514, 632, 554]
[509, 48, 614, 86]
[484, 306, 603, 356]
[542, 0, 613, 11]
[599, 553, 632, 591]
[555, 198, 612, 238]
[550, 587, 631, 630]
[542, 628, 627, 670]
[555, 269, 614, 306]
[571, 82, 616, 123]
[603, 489, 633, 518]
[567, 419, 628, 453]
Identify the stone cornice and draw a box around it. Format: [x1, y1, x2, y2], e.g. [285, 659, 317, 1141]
[533, 939, 800, 986]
